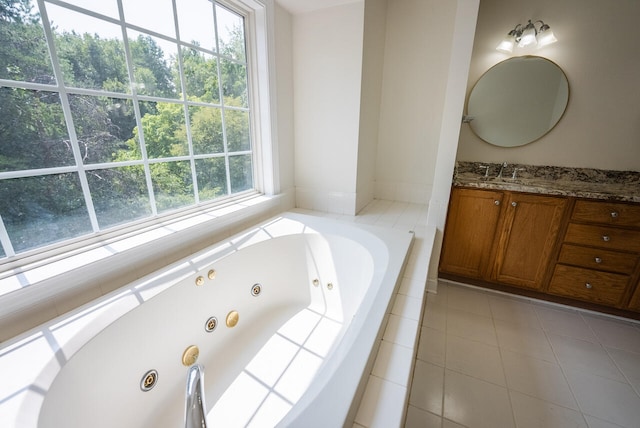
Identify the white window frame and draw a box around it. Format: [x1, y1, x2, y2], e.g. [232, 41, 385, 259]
[0, 0, 279, 297]
[0, 0, 279, 267]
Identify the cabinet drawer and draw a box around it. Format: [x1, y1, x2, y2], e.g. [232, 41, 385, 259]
[548, 265, 630, 306]
[558, 244, 639, 274]
[572, 200, 640, 227]
[564, 223, 640, 253]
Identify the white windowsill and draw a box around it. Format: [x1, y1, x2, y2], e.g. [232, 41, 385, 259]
[0, 191, 291, 342]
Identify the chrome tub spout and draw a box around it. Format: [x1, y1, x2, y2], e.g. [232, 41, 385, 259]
[184, 364, 208, 428]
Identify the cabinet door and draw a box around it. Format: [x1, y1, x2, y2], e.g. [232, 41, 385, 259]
[439, 188, 504, 279]
[493, 193, 567, 290]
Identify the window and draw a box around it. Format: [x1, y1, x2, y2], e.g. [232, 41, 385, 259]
[0, 0, 261, 258]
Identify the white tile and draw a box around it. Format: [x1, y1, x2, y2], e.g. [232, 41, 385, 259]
[446, 308, 498, 347]
[510, 390, 588, 428]
[383, 314, 419, 349]
[392, 293, 423, 321]
[409, 360, 444, 415]
[583, 315, 640, 354]
[443, 369, 515, 428]
[445, 335, 506, 386]
[446, 285, 492, 318]
[494, 319, 556, 362]
[372, 340, 414, 387]
[398, 277, 427, 299]
[416, 327, 446, 366]
[535, 305, 599, 343]
[564, 367, 640, 428]
[501, 350, 578, 410]
[548, 333, 626, 382]
[355, 375, 407, 428]
[488, 295, 541, 328]
[404, 406, 442, 428]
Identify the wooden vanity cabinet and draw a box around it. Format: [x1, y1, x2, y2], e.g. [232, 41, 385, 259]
[439, 187, 567, 291]
[548, 199, 640, 310]
[492, 193, 567, 290]
[438, 188, 504, 279]
[440, 187, 640, 318]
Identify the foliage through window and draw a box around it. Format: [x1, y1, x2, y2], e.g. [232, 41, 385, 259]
[0, 0, 254, 257]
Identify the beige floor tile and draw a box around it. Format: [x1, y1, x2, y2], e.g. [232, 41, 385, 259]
[445, 335, 506, 386]
[442, 420, 466, 428]
[564, 367, 640, 428]
[509, 390, 588, 428]
[443, 369, 515, 428]
[606, 347, 640, 393]
[583, 415, 629, 428]
[494, 319, 556, 362]
[583, 315, 640, 354]
[423, 298, 447, 331]
[417, 327, 446, 366]
[535, 305, 599, 343]
[488, 294, 541, 328]
[408, 278, 640, 428]
[446, 308, 498, 346]
[501, 349, 578, 410]
[409, 360, 444, 416]
[404, 406, 442, 428]
[446, 285, 492, 318]
[549, 333, 626, 382]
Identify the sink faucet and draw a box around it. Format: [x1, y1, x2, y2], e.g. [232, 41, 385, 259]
[185, 364, 209, 428]
[497, 162, 508, 179]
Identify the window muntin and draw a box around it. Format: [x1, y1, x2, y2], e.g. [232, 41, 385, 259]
[0, 0, 255, 258]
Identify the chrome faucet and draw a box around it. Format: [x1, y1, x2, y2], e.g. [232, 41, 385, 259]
[497, 162, 508, 179]
[184, 364, 209, 428]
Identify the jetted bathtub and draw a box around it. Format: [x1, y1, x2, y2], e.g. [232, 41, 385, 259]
[0, 212, 414, 428]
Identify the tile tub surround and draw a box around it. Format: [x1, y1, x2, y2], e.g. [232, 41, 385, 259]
[453, 161, 640, 202]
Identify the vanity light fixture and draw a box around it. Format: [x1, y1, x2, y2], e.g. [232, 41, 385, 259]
[496, 20, 557, 53]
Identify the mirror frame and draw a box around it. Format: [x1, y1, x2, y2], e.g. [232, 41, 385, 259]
[465, 55, 570, 148]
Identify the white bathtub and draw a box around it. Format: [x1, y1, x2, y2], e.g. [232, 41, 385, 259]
[0, 212, 414, 428]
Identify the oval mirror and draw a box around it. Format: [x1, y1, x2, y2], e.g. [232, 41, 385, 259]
[466, 56, 569, 147]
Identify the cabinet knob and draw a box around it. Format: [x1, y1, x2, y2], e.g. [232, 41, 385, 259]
[610, 211, 619, 218]
[494, 200, 500, 206]
[585, 282, 593, 289]
[602, 235, 611, 242]
[594, 257, 602, 264]
[511, 201, 518, 207]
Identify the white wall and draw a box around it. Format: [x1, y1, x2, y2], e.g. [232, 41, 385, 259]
[355, 0, 388, 212]
[293, 2, 365, 214]
[374, 0, 460, 204]
[456, 0, 640, 171]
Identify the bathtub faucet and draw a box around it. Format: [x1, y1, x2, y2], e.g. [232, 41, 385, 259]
[184, 364, 209, 428]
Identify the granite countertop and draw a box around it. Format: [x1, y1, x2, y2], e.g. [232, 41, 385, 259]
[453, 161, 640, 203]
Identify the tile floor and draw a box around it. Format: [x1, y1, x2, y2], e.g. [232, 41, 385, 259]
[407, 280, 640, 428]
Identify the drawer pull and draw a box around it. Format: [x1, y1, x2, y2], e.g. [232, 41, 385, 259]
[594, 257, 602, 264]
[494, 200, 500, 206]
[602, 235, 610, 242]
[610, 211, 619, 218]
[511, 201, 518, 207]
[585, 282, 593, 289]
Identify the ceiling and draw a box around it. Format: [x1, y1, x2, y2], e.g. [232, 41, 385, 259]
[276, 0, 359, 15]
